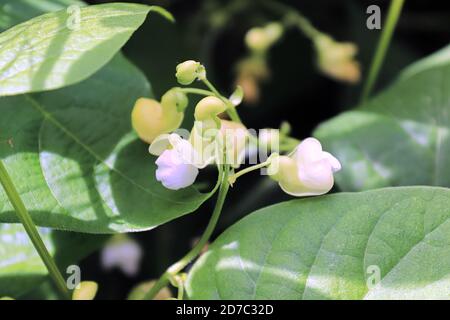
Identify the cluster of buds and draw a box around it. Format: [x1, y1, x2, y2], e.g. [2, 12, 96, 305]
[131, 60, 341, 197]
[235, 22, 284, 104]
[132, 61, 249, 190]
[237, 13, 361, 100]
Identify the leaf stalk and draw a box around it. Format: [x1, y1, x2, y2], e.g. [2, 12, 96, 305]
[0, 160, 70, 300]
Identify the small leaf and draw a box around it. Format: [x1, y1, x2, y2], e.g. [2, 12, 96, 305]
[148, 6, 175, 23]
[186, 187, 450, 300]
[314, 45, 450, 191]
[0, 3, 171, 96]
[229, 86, 244, 106]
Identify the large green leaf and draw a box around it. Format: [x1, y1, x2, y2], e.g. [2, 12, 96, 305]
[0, 0, 212, 233]
[0, 0, 85, 30]
[0, 2, 172, 96]
[0, 54, 213, 233]
[0, 223, 104, 298]
[314, 44, 450, 191]
[187, 187, 450, 300]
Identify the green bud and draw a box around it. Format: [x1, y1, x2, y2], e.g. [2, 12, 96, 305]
[194, 96, 227, 121]
[280, 121, 292, 136]
[161, 88, 189, 112]
[245, 27, 268, 52]
[72, 281, 98, 300]
[245, 22, 284, 52]
[264, 22, 284, 44]
[175, 60, 206, 85]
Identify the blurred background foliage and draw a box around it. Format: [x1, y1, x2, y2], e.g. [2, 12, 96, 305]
[10, 0, 449, 299]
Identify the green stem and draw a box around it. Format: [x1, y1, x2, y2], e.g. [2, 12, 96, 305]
[361, 0, 405, 102]
[144, 169, 230, 300]
[202, 79, 243, 124]
[261, 0, 322, 39]
[228, 159, 272, 185]
[0, 160, 70, 300]
[179, 88, 215, 97]
[176, 278, 184, 300]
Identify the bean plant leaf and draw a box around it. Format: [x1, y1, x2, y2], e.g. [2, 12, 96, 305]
[0, 0, 85, 30]
[314, 44, 450, 191]
[0, 2, 173, 96]
[186, 186, 450, 300]
[0, 223, 104, 298]
[0, 0, 212, 233]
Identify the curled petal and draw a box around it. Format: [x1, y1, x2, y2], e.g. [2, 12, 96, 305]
[148, 133, 171, 156]
[132, 98, 183, 144]
[323, 151, 342, 172]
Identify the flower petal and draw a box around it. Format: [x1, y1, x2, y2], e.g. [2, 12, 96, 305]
[155, 149, 199, 190]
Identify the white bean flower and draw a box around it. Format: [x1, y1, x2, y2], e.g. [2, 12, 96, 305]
[155, 150, 199, 190]
[150, 133, 207, 190]
[268, 137, 341, 197]
[101, 236, 142, 277]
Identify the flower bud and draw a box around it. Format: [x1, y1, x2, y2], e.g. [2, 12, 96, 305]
[314, 35, 361, 83]
[194, 96, 227, 121]
[264, 22, 284, 44]
[175, 60, 206, 85]
[245, 27, 268, 52]
[189, 120, 221, 168]
[132, 98, 184, 144]
[245, 22, 283, 52]
[219, 120, 249, 168]
[235, 56, 270, 104]
[72, 281, 98, 300]
[268, 138, 341, 197]
[161, 88, 189, 112]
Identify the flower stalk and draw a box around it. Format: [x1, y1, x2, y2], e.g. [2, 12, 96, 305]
[143, 167, 230, 300]
[261, 0, 321, 39]
[202, 78, 243, 124]
[361, 0, 405, 102]
[228, 157, 274, 185]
